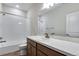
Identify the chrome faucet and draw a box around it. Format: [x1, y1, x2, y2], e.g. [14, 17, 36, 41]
[0, 37, 6, 43]
[45, 33, 50, 38]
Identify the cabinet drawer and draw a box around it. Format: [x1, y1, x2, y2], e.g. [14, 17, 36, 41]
[27, 38, 36, 47]
[37, 43, 65, 56]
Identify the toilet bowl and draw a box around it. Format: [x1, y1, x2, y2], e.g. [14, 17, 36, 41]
[19, 43, 27, 56]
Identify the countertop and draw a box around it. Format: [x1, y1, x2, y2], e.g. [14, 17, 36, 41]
[27, 36, 79, 56]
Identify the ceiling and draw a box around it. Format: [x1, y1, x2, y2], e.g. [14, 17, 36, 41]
[2, 3, 60, 15]
[3, 3, 33, 12]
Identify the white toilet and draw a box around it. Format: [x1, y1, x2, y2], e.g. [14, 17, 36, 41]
[19, 43, 27, 56]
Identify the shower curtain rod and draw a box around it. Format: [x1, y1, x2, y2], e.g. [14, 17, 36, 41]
[0, 11, 26, 18]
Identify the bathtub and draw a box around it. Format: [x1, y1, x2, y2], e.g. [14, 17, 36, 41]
[0, 41, 26, 55]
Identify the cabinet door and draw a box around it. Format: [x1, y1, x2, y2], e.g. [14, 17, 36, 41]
[31, 45, 36, 56]
[37, 49, 47, 56]
[27, 43, 32, 56]
[27, 39, 36, 56]
[37, 43, 65, 56]
[27, 43, 36, 56]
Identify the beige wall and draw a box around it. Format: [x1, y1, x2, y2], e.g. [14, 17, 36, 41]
[27, 3, 42, 35]
[44, 3, 79, 35]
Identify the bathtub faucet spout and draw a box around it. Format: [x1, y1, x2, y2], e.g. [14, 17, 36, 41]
[0, 40, 6, 43]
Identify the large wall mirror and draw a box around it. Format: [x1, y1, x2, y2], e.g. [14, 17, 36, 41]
[66, 12, 79, 37]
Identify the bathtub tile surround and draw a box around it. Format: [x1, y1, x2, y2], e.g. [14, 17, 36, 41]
[0, 3, 28, 55]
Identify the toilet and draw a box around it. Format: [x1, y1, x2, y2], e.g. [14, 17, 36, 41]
[19, 43, 27, 56]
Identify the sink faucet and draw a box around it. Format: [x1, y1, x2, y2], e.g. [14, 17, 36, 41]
[45, 33, 50, 38]
[0, 37, 6, 43]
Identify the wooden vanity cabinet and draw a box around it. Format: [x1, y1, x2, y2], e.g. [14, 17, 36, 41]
[27, 38, 65, 56]
[37, 49, 47, 56]
[37, 43, 65, 56]
[27, 38, 36, 56]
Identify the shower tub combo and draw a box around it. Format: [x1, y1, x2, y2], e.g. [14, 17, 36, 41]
[0, 11, 27, 55]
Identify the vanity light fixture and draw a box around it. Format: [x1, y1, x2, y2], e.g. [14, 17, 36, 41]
[42, 3, 54, 10]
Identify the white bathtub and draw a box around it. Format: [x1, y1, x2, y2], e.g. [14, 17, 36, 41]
[0, 41, 26, 55]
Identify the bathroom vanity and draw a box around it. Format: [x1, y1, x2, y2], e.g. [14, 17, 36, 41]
[27, 36, 79, 56]
[27, 38, 65, 56]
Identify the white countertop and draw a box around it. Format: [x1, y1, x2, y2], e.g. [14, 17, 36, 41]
[27, 36, 79, 56]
